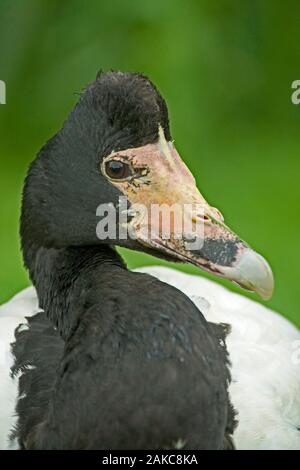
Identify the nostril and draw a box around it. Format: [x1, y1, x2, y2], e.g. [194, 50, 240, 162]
[195, 213, 211, 223]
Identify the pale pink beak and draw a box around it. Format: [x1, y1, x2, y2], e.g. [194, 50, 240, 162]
[102, 127, 274, 300]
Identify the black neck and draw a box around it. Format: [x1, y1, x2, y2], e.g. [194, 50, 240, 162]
[31, 244, 126, 340]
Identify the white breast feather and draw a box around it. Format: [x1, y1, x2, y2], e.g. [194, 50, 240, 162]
[0, 287, 39, 450]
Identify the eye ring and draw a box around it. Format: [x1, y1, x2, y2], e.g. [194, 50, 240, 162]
[103, 158, 133, 181]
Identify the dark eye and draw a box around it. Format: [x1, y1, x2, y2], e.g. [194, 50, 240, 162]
[104, 160, 132, 180]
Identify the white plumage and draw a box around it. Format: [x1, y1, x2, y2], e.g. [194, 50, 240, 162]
[0, 287, 39, 450]
[1, 269, 300, 449]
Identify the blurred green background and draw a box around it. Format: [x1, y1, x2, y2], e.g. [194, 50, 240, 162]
[0, 0, 299, 326]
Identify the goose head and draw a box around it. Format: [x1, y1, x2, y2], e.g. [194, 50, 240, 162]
[21, 71, 274, 299]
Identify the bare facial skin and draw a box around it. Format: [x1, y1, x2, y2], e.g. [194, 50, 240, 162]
[101, 127, 274, 300]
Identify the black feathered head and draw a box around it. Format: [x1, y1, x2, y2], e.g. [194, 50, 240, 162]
[20, 71, 274, 299]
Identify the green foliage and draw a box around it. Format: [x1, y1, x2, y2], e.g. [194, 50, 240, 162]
[0, 0, 299, 325]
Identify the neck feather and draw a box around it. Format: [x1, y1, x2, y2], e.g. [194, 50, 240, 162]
[30, 244, 126, 340]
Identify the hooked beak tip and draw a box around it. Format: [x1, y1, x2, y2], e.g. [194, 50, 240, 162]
[219, 248, 274, 300]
